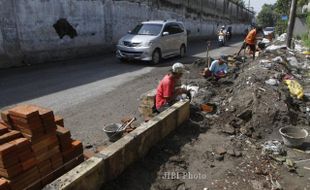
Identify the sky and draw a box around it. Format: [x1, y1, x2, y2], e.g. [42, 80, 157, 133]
[251, 0, 277, 14]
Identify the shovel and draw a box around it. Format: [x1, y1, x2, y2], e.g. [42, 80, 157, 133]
[117, 117, 136, 132]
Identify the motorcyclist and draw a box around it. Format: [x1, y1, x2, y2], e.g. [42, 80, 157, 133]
[226, 26, 232, 40]
[218, 26, 226, 46]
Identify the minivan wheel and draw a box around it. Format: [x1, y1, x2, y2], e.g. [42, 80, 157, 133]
[180, 45, 186, 58]
[152, 49, 161, 65]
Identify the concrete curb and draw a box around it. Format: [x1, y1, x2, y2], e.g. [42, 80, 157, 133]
[44, 100, 190, 190]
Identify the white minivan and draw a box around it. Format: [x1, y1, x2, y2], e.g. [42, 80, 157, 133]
[116, 20, 187, 64]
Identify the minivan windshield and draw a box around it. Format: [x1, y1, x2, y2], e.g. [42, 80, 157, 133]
[130, 24, 163, 36]
[264, 27, 274, 31]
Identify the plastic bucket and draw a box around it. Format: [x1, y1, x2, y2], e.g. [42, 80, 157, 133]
[279, 127, 308, 147]
[103, 123, 124, 142]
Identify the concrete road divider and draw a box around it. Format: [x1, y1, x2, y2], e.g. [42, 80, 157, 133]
[44, 100, 190, 190]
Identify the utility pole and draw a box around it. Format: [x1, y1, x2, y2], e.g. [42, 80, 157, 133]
[286, 0, 297, 48]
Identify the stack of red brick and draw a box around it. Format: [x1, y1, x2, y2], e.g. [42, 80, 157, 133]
[0, 105, 83, 190]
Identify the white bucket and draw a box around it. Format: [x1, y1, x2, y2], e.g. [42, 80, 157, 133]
[279, 127, 308, 147]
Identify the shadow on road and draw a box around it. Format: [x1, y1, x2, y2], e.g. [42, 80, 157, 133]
[0, 36, 242, 108]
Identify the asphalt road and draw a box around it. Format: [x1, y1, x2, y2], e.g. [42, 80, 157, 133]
[0, 37, 243, 148]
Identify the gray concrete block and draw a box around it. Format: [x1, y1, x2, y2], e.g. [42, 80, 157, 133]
[47, 99, 190, 190]
[176, 101, 190, 126]
[100, 135, 133, 181]
[157, 108, 177, 138]
[44, 157, 104, 190]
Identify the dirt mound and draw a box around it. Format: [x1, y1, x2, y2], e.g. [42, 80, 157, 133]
[189, 49, 309, 141]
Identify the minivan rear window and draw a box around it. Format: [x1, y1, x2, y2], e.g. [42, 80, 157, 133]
[130, 24, 163, 36]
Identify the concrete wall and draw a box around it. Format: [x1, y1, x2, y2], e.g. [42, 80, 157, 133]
[0, 0, 254, 68]
[294, 17, 308, 37]
[44, 100, 190, 190]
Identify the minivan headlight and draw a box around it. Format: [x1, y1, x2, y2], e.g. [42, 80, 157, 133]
[147, 42, 153, 47]
[118, 40, 123, 46]
[139, 41, 152, 47]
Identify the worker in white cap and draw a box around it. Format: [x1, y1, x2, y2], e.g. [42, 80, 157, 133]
[154, 62, 189, 112]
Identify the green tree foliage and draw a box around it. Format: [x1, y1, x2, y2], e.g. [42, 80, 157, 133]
[274, 0, 291, 34]
[298, 0, 309, 7]
[257, 4, 276, 27]
[273, 0, 309, 34]
[302, 12, 310, 48]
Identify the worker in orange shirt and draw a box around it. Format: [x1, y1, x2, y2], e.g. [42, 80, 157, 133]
[237, 26, 263, 60]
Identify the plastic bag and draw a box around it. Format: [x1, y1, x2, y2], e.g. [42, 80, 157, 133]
[284, 79, 304, 99]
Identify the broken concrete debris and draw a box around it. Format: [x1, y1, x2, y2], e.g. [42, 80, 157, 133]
[262, 141, 286, 156]
[215, 146, 227, 155]
[221, 124, 235, 135]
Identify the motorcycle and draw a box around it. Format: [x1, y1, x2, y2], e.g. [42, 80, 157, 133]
[226, 31, 232, 41]
[218, 32, 225, 47]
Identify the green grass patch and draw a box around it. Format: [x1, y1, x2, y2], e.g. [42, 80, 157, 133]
[302, 33, 310, 48]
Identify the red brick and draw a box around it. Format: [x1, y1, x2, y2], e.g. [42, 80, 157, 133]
[44, 124, 57, 134]
[14, 126, 44, 139]
[9, 115, 42, 128]
[30, 133, 56, 144]
[9, 138, 29, 150]
[0, 143, 18, 157]
[17, 149, 35, 162]
[50, 153, 63, 170]
[0, 123, 9, 136]
[0, 154, 19, 168]
[8, 167, 40, 190]
[0, 163, 23, 178]
[72, 140, 83, 151]
[31, 135, 58, 151]
[0, 131, 22, 145]
[0, 111, 13, 127]
[8, 105, 39, 119]
[0, 120, 11, 129]
[62, 140, 83, 163]
[56, 126, 72, 151]
[37, 159, 52, 175]
[36, 107, 54, 120]
[21, 132, 45, 142]
[0, 178, 10, 190]
[56, 126, 70, 138]
[21, 157, 37, 171]
[35, 146, 60, 162]
[54, 116, 64, 127]
[47, 141, 59, 150]
[32, 106, 57, 134]
[32, 146, 48, 157]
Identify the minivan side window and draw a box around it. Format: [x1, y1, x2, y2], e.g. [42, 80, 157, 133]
[163, 23, 184, 35]
[163, 24, 173, 35]
[173, 24, 184, 34]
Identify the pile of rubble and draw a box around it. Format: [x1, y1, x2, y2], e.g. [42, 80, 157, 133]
[0, 105, 83, 190]
[187, 37, 310, 189]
